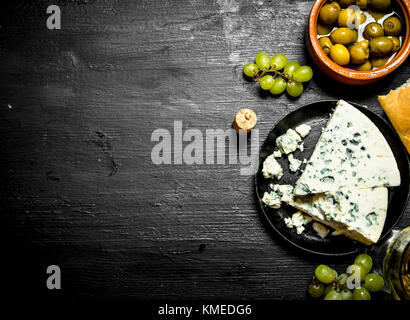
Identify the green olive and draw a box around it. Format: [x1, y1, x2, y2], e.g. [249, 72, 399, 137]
[330, 43, 351, 65]
[338, 8, 356, 27]
[338, 0, 356, 8]
[363, 22, 384, 39]
[383, 16, 402, 36]
[351, 60, 373, 71]
[331, 27, 358, 45]
[356, 0, 368, 9]
[351, 29, 358, 42]
[320, 3, 340, 25]
[369, 0, 391, 11]
[331, 1, 341, 10]
[371, 55, 390, 68]
[359, 12, 367, 25]
[370, 36, 394, 56]
[367, 9, 386, 21]
[349, 43, 370, 64]
[319, 37, 333, 55]
[388, 36, 401, 53]
[317, 22, 333, 35]
[358, 39, 370, 49]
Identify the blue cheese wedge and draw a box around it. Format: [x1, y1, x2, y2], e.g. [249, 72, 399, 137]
[288, 154, 302, 172]
[284, 187, 388, 245]
[330, 187, 387, 245]
[295, 124, 311, 138]
[276, 129, 302, 154]
[262, 154, 283, 180]
[294, 100, 401, 195]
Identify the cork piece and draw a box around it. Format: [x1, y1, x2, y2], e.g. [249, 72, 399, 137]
[232, 108, 257, 134]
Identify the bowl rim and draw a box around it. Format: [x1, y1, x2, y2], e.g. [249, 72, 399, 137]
[309, 0, 410, 81]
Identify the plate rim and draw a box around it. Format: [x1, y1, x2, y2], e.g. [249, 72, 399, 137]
[255, 99, 410, 257]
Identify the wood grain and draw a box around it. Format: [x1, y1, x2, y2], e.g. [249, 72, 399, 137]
[0, 0, 408, 300]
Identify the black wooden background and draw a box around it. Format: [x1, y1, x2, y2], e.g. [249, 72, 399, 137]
[0, 0, 408, 300]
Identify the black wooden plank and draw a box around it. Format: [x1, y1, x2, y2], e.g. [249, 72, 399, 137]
[0, 0, 408, 300]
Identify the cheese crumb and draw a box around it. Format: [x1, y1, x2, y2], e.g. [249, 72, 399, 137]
[284, 211, 312, 234]
[288, 153, 302, 172]
[273, 150, 282, 158]
[262, 154, 283, 180]
[295, 124, 311, 138]
[262, 191, 281, 209]
[313, 222, 330, 239]
[276, 129, 302, 154]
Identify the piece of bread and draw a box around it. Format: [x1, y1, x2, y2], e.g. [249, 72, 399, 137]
[378, 78, 410, 153]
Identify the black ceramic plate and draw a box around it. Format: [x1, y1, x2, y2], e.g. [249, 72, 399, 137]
[255, 100, 409, 256]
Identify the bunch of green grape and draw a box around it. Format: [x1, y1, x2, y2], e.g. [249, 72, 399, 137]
[308, 253, 385, 300]
[243, 51, 313, 98]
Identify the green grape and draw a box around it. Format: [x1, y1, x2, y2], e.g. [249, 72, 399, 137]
[337, 273, 349, 286]
[243, 63, 259, 78]
[364, 273, 385, 292]
[341, 289, 353, 300]
[354, 254, 373, 274]
[308, 283, 325, 298]
[352, 287, 371, 300]
[255, 51, 270, 70]
[324, 284, 338, 296]
[269, 78, 287, 95]
[259, 75, 274, 90]
[283, 61, 300, 77]
[286, 81, 304, 98]
[349, 264, 367, 281]
[324, 291, 342, 300]
[270, 53, 288, 70]
[293, 66, 313, 82]
[315, 265, 336, 284]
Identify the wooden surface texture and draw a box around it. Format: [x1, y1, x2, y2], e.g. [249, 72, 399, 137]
[0, 0, 408, 300]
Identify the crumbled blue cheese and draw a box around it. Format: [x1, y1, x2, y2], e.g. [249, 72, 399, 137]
[273, 150, 282, 158]
[295, 124, 311, 138]
[270, 184, 294, 202]
[262, 154, 283, 180]
[276, 129, 302, 155]
[297, 142, 304, 152]
[284, 211, 313, 234]
[284, 217, 294, 228]
[263, 184, 294, 210]
[262, 191, 281, 209]
[313, 222, 330, 239]
[288, 154, 302, 172]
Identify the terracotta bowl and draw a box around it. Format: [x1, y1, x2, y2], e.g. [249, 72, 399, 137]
[306, 0, 410, 85]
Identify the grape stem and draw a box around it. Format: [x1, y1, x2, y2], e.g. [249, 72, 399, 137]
[253, 65, 293, 83]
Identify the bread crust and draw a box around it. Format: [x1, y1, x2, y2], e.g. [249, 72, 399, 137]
[378, 79, 410, 153]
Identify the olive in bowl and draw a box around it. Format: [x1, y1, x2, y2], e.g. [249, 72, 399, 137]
[306, 0, 410, 84]
[383, 16, 403, 35]
[370, 36, 394, 56]
[319, 2, 341, 24]
[363, 23, 385, 39]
